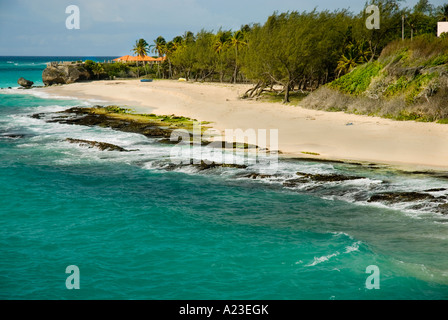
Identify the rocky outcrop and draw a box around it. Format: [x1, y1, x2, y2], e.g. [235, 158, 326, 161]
[42, 65, 91, 86]
[192, 160, 247, 171]
[367, 192, 437, 203]
[45, 107, 174, 138]
[295, 172, 364, 182]
[367, 191, 448, 215]
[241, 173, 275, 179]
[65, 138, 129, 152]
[17, 77, 33, 88]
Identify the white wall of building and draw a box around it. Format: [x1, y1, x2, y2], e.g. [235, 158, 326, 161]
[437, 22, 448, 37]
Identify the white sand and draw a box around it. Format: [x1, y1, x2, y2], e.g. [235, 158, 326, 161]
[38, 79, 448, 171]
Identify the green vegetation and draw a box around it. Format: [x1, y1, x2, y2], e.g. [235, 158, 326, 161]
[302, 152, 321, 156]
[329, 62, 383, 95]
[79, 0, 448, 123]
[301, 33, 448, 122]
[90, 106, 210, 132]
[104, 106, 134, 114]
[119, 0, 445, 104]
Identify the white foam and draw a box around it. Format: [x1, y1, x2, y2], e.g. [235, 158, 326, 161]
[306, 252, 340, 267]
[331, 231, 354, 240]
[344, 241, 361, 253]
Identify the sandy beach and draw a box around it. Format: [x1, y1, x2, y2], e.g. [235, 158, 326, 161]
[39, 79, 448, 171]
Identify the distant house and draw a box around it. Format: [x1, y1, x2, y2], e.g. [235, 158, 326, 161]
[437, 22, 448, 37]
[113, 55, 166, 64]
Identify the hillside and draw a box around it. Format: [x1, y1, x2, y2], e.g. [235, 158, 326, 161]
[300, 35, 448, 123]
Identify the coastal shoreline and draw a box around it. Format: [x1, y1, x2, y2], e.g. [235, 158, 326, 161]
[35, 79, 448, 172]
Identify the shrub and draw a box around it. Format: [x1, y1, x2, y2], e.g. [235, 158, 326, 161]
[328, 62, 382, 95]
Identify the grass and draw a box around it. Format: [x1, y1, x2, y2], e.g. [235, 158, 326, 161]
[384, 76, 409, 97]
[104, 105, 134, 114]
[93, 106, 212, 132]
[307, 36, 448, 124]
[301, 151, 320, 156]
[424, 54, 448, 67]
[437, 118, 448, 124]
[328, 61, 383, 95]
[384, 111, 431, 122]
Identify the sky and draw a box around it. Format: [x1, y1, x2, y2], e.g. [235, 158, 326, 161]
[0, 0, 445, 56]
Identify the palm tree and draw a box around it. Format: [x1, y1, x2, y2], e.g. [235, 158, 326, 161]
[153, 36, 167, 57]
[172, 36, 184, 50]
[230, 30, 247, 83]
[214, 30, 231, 82]
[356, 40, 372, 63]
[152, 36, 166, 78]
[132, 38, 149, 62]
[132, 38, 149, 77]
[438, 4, 448, 21]
[336, 41, 370, 77]
[214, 30, 231, 54]
[182, 31, 195, 44]
[165, 41, 175, 78]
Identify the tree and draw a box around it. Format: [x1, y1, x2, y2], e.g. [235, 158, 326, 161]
[407, 0, 437, 39]
[336, 41, 372, 77]
[170, 36, 195, 81]
[230, 30, 247, 83]
[132, 38, 149, 60]
[152, 36, 167, 78]
[91, 62, 104, 80]
[243, 12, 316, 102]
[357, 0, 404, 59]
[415, 0, 433, 14]
[242, 10, 352, 101]
[183, 31, 196, 44]
[153, 36, 167, 57]
[214, 30, 232, 82]
[437, 4, 448, 21]
[132, 38, 150, 77]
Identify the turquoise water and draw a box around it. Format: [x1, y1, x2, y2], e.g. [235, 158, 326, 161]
[0, 56, 115, 88]
[1, 57, 448, 300]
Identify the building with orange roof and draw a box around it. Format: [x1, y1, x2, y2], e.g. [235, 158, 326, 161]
[113, 55, 166, 64]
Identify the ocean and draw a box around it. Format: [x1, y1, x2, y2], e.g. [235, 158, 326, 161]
[1, 56, 448, 300]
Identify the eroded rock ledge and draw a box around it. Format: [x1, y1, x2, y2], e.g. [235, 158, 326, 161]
[65, 138, 129, 152]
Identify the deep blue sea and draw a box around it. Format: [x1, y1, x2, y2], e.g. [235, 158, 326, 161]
[1, 56, 448, 300]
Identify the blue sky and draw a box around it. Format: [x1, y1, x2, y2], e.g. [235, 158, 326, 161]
[0, 0, 444, 56]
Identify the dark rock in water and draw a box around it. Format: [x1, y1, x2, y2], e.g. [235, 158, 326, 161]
[368, 192, 436, 203]
[31, 113, 43, 119]
[437, 203, 448, 215]
[1, 134, 25, 139]
[241, 173, 275, 179]
[296, 172, 364, 182]
[158, 137, 193, 145]
[282, 178, 320, 191]
[424, 188, 447, 192]
[42, 65, 91, 86]
[283, 179, 302, 188]
[17, 77, 34, 88]
[65, 138, 129, 152]
[192, 160, 247, 171]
